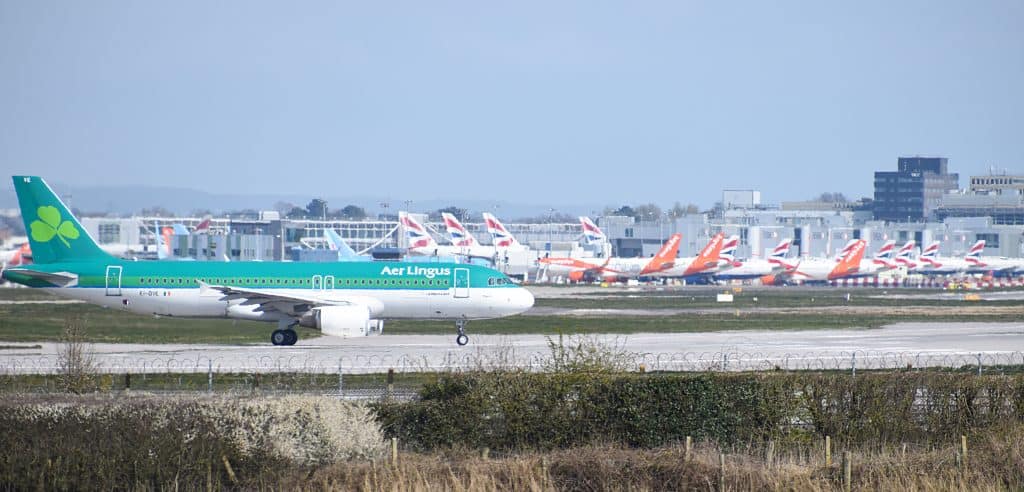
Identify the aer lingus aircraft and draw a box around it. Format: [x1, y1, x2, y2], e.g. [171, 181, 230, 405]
[2, 176, 534, 346]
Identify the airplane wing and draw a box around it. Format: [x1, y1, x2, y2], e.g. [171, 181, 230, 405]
[0, 269, 78, 287]
[198, 281, 380, 316]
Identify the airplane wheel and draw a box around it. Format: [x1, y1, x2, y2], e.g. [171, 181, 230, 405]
[271, 329, 287, 346]
[456, 334, 469, 346]
[284, 329, 298, 346]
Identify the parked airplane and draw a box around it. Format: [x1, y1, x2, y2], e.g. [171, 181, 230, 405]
[775, 239, 868, 282]
[538, 233, 682, 281]
[962, 240, 1019, 275]
[911, 240, 978, 275]
[713, 238, 792, 280]
[400, 212, 505, 263]
[646, 232, 727, 279]
[3, 177, 534, 347]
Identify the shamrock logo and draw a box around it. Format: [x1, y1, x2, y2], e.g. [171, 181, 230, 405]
[30, 206, 80, 247]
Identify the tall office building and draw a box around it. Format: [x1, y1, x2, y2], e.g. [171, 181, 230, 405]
[873, 157, 959, 222]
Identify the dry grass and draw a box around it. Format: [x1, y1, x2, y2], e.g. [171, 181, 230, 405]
[300, 428, 1024, 491]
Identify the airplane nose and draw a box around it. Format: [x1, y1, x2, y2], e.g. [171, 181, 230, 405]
[509, 287, 534, 314]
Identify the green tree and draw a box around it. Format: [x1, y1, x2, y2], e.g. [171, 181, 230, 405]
[306, 199, 328, 219]
[337, 205, 367, 220]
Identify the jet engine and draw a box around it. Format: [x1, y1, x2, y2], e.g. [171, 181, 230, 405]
[306, 305, 383, 337]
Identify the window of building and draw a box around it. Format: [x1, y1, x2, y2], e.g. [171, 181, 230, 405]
[97, 223, 121, 244]
[976, 233, 999, 248]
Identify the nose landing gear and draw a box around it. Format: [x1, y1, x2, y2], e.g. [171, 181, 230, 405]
[455, 319, 469, 346]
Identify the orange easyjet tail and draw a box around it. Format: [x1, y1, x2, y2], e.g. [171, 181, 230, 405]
[682, 232, 725, 275]
[828, 239, 867, 279]
[640, 233, 682, 274]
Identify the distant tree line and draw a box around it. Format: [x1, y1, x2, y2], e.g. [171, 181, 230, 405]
[273, 199, 368, 220]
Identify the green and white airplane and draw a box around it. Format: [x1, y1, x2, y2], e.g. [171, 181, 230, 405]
[1, 176, 534, 346]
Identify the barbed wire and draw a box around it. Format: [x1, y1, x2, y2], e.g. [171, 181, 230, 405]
[2, 350, 1023, 375]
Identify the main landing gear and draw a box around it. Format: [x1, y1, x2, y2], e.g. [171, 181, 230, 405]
[455, 319, 469, 346]
[271, 320, 298, 346]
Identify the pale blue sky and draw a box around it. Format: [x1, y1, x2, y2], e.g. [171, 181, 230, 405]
[1, 1, 1022, 209]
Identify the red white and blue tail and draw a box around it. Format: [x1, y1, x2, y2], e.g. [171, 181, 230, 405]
[482, 212, 519, 248]
[871, 239, 898, 269]
[965, 240, 985, 265]
[441, 212, 479, 247]
[720, 235, 740, 265]
[918, 241, 941, 266]
[578, 216, 607, 244]
[894, 240, 916, 267]
[767, 239, 793, 267]
[398, 212, 438, 250]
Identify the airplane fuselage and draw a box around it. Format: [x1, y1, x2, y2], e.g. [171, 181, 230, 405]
[4, 260, 534, 322]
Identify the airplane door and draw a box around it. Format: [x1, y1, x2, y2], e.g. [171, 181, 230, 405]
[105, 265, 122, 296]
[311, 275, 322, 290]
[324, 275, 335, 290]
[453, 268, 470, 298]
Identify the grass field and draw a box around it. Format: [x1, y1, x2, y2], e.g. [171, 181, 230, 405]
[2, 286, 1022, 343]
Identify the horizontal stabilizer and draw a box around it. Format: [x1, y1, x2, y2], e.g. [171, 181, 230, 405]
[3, 268, 78, 287]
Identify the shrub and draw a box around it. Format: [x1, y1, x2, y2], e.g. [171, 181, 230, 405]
[376, 372, 1024, 451]
[0, 395, 385, 489]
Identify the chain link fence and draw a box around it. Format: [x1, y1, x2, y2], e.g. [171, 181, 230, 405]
[2, 350, 1023, 398]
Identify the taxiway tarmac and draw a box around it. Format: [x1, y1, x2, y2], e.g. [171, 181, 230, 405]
[2, 322, 1022, 373]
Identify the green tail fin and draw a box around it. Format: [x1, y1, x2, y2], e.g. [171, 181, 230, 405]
[12, 176, 111, 264]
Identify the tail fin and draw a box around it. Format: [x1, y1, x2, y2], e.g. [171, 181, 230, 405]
[768, 239, 792, 263]
[719, 235, 740, 262]
[12, 176, 111, 264]
[918, 240, 940, 266]
[324, 228, 360, 259]
[578, 216, 607, 244]
[828, 239, 866, 279]
[398, 212, 438, 250]
[873, 240, 896, 259]
[921, 241, 940, 259]
[193, 217, 212, 234]
[482, 212, 519, 248]
[895, 240, 916, 266]
[966, 240, 985, 261]
[640, 233, 681, 274]
[157, 225, 174, 260]
[682, 232, 725, 275]
[441, 212, 479, 247]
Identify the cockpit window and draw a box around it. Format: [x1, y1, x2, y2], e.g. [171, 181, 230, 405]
[488, 277, 511, 286]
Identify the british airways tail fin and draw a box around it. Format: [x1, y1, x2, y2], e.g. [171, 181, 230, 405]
[482, 212, 519, 248]
[578, 216, 607, 244]
[441, 212, 479, 247]
[399, 212, 439, 250]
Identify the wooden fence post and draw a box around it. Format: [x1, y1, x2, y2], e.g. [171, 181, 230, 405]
[960, 435, 968, 467]
[842, 451, 851, 492]
[685, 436, 692, 460]
[719, 453, 726, 492]
[825, 436, 832, 467]
[390, 437, 398, 465]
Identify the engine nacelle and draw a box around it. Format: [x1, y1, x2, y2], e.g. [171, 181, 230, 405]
[309, 305, 383, 338]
